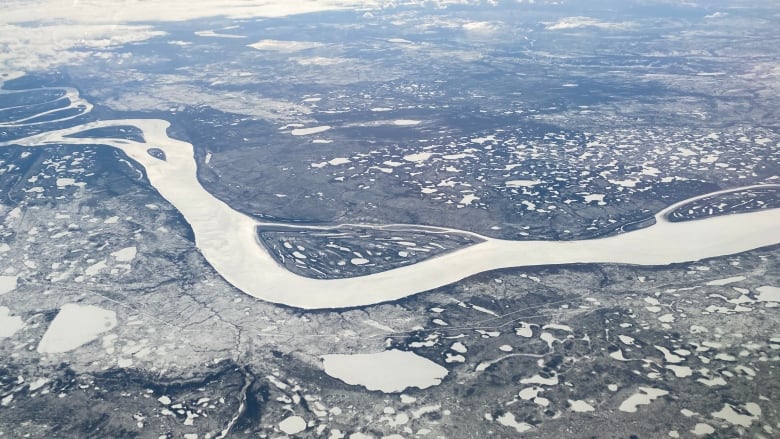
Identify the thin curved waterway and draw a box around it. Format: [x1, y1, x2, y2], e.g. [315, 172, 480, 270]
[2, 116, 779, 309]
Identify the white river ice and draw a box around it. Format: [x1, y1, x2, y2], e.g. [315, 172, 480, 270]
[2, 113, 779, 309]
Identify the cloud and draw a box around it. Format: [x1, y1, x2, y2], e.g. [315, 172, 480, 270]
[0, 1, 505, 77]
[0, 23, 165, 73]
[247, 40, 325, 53]
[704, 12, 728, 19]
[1, 1, 380, 25]
[194, 29, 247, 39]
[545, 16, 635, 31]
[0, 0, 380, 75]
[462, 21, 501, 33]
[294, 57, 351, 66]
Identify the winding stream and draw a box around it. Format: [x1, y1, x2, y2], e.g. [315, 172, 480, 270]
[1, 101, 778, 309]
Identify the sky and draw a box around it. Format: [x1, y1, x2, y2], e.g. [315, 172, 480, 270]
[0, 0, 747, 81]
[0, 0, 385, 76]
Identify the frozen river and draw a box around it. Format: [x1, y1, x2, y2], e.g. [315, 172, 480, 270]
[3, 115, 779, 309]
